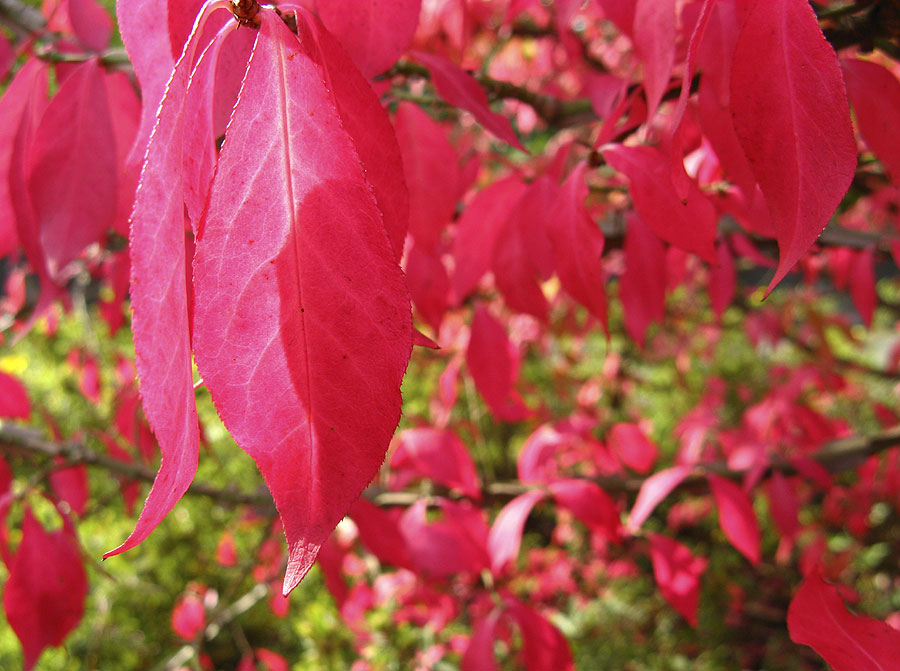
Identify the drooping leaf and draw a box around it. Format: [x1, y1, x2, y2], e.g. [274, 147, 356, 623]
[547, 161, 608, 328]
[841, 58, 900, 183]
[619, 213, 667, 346]
[3, 508, 87, 670]
[412, 50, 525, 150]
[171, 593, 205, 640]
[394, 101, 460, 252]
[461, 609, 501, 671]
[192, 10, 412, 594]
[849, 247, 875, 328]
[788, 570, 900, 671]
[104, 4, 222, 560]
[68, 0, 113, 51]
[648, 533, 707, 626]
[0, 371, 31, 419]
[487, 489, 546, 574]
[626, 464, 692, 532]
[466, 305, 530, 421]
[506, 598, 575, 671]
[405, 242, 450, 332]
[548, 478, 620, 542]
[49, 461, 89, 517]
[399, 499, 490, 578]
[390, 427, 480, 499]
[349, 498, 413, 570]
[28, 58, 118, 281]
[730, 0, 856, 292]
[632, 0, 676, 119]
[708, 240, 736, 320]
[602, 144, 717, 261]
[707, 473, 760, 565]
[608, 422, 658, 474]
[317, 0, 421, 78]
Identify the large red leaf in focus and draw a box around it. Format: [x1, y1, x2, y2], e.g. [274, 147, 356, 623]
[841, 58, 900, 183]
[788, 570, 900, 671]
[193, 10, 412, 594]
[707, 473, 760, 565]
[105, 6, 220, 560]
[317, 0, 421, 78]
[466, 305, 530, 421]
[411, 50, 525, 150]
[394, 101, 460, 252]
[547, 161, 608, 328]
[602, 144, 717, 261]
[648, 533, 706, 626]
[0, 371, 31, 419]
[3, 509, 87, 670]
[487, 489, 546, 574]
[28, 58, 118, 280]
[730, 0, 856, 292]
[293, 9, 410, 262]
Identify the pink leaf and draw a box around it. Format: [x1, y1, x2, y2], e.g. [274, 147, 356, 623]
[167, 0, 206, 62]
[707, 473, 761, 565]
[608, 422, 658, 474]
[841, 58, 900, 184]
[3, 509, 87, 670]
[350, 498, 413, 569]
[619, 213, 667, 347]
[547, 161, 608, 328]
[506, 599, 575, 671]
[28, 58, 118, 280]
[49, 461, 89, 516]
[602, 144, 717, 261]
[466, 305, 530, 422]
[849, 247, 876, 328]
[193, 10, 412, 594]
[317, 0, 421, 78]
[788, 570, 900, 671]
[104, 6, 220, 561]
[394, 101, 460, 252]
[411, 50, 525, 150]
[294, 9, 410, 262]
[730, 0, 856, 292]
[548, 478, 620, 542]
[405, 242, 450, 332]
[171, 593, 205, 640]
[766, 470, 799, 539]
[633, 0, 676, 119]
[708, 240, 736, 320]
[399, 499, 490, 577]
[390, 427, 480, 499]
[68, 0, 112, 51]
[626, 464, 692, 532]
[0, 371, 31, 419]
[461, 609, 502, 671]
[0, 33, 12, 81]
[453, 176, 528, 303]
[648, 533, 707, 626]
[487, 489, 546, 574]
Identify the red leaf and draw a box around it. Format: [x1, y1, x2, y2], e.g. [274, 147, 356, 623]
[49, 461, 89, 517]
[3, 509, 87, 670]
[316, 0, 420, 78]
[192, 10, 411, 594]
[68, 0, 112, 51]
[394, 101, 460, 252]
[506, 599, 575, 671]
[0, 371, 31, 419]
[766, 470, 799, 539]
[105, 6, 220, 560]
[633, 0, 676, 119]
[461, 609, 502, 671]
[411, 50, 525, 150]
[171, 593, 205, 640]
[619, 213, 667, 346]
[841, 58, 900, 184]
[547, 161, 608, 328]
[609, 423, 658, 473]
[28, 58, 118, 280]
[709, 240, 736, 320]
[399, 499, 490, 577]
[730, 0, 856, 292]
[466, 305, 530, 421]
[453, 176, 528, 303]
[707, 473, 761, 565]
[487, 489, 546, 574]
[849, 247, 875, 328]
[349, 497, 413, 569]
[626, 464, 691, 532]
[548, 478, 620, 542]
[167, 0, 206, 62]
[390, 427, 480, 499]
[0, 34, 12, 81]
[405, 242, 450, 332]
[788, 570, 900, 671]
[294, 9, 410, 262]
[648, 533, 707, 626]
[602, 144, 717, 261]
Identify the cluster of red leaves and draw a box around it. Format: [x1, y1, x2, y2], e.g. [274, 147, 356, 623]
[1, 0, 900, 668]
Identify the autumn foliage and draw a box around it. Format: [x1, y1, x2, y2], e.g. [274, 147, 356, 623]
[1, 0, 900, 668]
